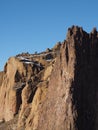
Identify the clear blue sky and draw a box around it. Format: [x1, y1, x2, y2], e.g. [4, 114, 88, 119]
[0, 0, 98, 70]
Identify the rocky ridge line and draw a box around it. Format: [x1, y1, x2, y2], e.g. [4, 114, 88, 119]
[0, 26, 98, 130]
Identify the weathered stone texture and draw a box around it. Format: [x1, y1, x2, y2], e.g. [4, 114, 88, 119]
[1, 26, 98, 130]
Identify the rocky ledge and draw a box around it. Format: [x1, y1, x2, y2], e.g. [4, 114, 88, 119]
[0, 26, 98, 130]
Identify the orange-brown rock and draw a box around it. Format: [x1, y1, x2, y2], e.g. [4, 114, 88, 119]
[1, 26, 98, 130]
[0, 57, 34, 122]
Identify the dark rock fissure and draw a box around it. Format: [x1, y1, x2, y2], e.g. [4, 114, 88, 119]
[65, 44, 69, 64]
[27, 85, 37, 103]
[16, 90, 22, 115]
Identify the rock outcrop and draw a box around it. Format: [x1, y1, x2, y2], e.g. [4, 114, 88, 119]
[0, 26, 98, 130]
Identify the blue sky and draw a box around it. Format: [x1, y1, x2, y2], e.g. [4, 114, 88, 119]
[0, 0, 98, 70]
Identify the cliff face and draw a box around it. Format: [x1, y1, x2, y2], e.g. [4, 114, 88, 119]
[0, 26, 98, 130]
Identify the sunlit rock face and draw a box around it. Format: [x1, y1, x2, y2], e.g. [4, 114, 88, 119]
[1, 26, 98, 130]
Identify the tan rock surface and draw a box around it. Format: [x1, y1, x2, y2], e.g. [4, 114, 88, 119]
[1, 26, 98, 130]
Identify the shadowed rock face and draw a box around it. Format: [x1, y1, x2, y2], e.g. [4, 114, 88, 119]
[0, 26, 98, 130]
[67, 26, 98, 130]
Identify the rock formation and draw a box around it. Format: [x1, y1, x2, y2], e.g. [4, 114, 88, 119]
[0, 26, 98, 130]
